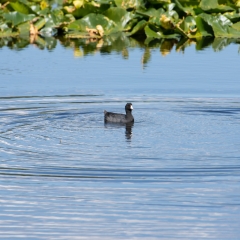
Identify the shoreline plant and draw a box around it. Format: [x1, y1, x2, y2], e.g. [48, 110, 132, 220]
[1, 0, 240, 44]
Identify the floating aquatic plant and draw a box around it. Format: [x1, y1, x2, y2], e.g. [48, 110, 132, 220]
[1, 0, 240, 44]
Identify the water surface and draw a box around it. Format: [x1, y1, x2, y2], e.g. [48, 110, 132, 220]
[0, 39, 240, 239]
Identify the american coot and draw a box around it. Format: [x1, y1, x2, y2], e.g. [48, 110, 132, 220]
[104, 103, 134, 123]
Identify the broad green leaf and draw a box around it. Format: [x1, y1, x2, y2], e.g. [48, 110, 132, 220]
[166, 3, 175, 11]
[180, 16, 196, 33]
[103, 7, 133, 30]
[175, 0, 200, 4]
[9, 1, 35, 15]
[124, 18, 140, 31]
[144, 24, 162, 39]
[126, 20, 147, 36]
[148, 7, 178, 28]
[199, 0, 234, 13]
[51, 9, 65, 25]
[42, 9, 71, 31]
[232, 21, 240, 30]
[194, 15, 213, 37]
[68, 13, 117, 35]
[149, 16, 161, 26]
[33, 5, 51, 15]
[144, 24, 180, 40]
[199, 0, 218, 10]
[198, 13, 231, 29]
[147, 6, 178, 28]
[38, 9, 65, 36]
[72, 2, 110, 18]
[136, 8, 165, 18]
[224, 11, 240, 23]
[115, 0, 145, 10]
[164, 4, 179, 20]
[199, 13, 240, 38]
[174, 0, 198, 16]
[3, 12, 36, 26]
[34, 18, 46, 30]
[147, 0, 171, 4]
[178, 15, 212, 38]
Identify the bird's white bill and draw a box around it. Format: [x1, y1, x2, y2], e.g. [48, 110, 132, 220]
[130, 105, 133, 110]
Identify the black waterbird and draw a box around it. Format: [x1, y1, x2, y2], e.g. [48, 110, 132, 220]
[104, 103, 134, 123]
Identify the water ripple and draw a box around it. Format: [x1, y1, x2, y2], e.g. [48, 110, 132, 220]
[0, 95, 240, 239]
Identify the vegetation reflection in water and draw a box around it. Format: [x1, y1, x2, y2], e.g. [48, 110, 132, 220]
[2, 0, 240, 62]
[1, 33, 240, 64]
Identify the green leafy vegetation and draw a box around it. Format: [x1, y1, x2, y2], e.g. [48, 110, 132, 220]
[1, 0, 240, 44]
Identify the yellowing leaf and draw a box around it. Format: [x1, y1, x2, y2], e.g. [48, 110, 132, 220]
[92, 2, 100, 7]
[64, 6, 76, 13]
[96, 25, 104, 36]
[160, 15, 174, 29]
[30, 23, 39, 35]
[86, 27, 99, 36]
[235, 0, 240, 7]
[73, 0, 84, 9]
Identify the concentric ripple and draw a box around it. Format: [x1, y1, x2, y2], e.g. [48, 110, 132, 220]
[0, 95, 240, 239]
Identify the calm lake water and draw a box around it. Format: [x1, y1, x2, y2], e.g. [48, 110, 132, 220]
[0, 37, 240, 239]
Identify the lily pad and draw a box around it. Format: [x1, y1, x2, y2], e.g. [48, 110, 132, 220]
[199, 13, 240, 38]
[144, 24, 180, 40]
[232, 21, 240, 31]
[9, 1, 35, 15]
[68, 13, 117, 36]
[136, 8, 165, 18]
[103, 7, 133, 30]
[3, 12, 36, 26]
[180, 16, 197, 33]
[194, 15, 213, 37]
[199, 0, 234, 13]
[179, 15, 213, 38]
[34, 18, 46, 31]
[147, 0, 171, 4]
[72, 2, 110, 18]
[124, 18, 141, 31]
[224, 11, 240, 23]
[114, 0, 145, 10]
[126, 20, 147, 36]
[174, 0, 199, 16]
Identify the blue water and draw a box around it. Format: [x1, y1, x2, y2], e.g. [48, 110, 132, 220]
[0, 40, 240, 239]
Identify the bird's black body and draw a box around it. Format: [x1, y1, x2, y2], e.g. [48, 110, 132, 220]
[104, 103, 134, 123]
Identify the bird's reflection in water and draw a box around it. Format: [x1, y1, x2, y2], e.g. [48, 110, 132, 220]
[125, 122, 134, 140]
[104, 122, 134, 141]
